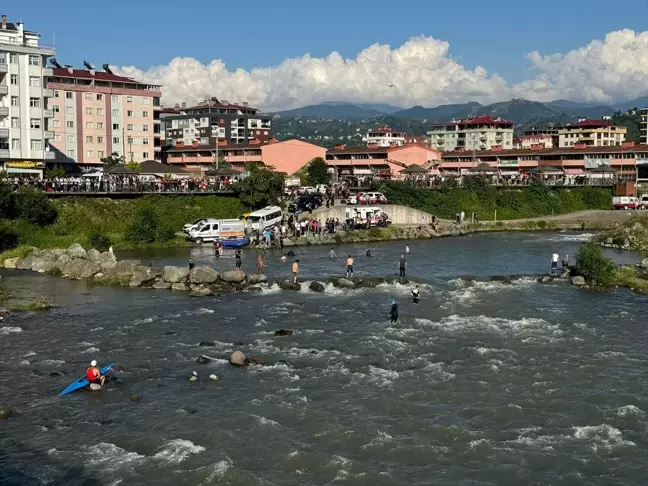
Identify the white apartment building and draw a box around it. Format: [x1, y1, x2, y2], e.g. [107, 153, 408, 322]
[513, 134, 554, 149]
[365, 126, 406, 147]
[427, 116, 514, 152]
[641, 108, 647, 145]
[0, 15, 54, 176]
[557, 119, 626, 148]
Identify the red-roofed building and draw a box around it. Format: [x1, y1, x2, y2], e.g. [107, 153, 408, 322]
[557, 118, 626, 148]
[48, 64, 162, 167]
[513, 134, 554, 149]
[427, 115, 515, 152]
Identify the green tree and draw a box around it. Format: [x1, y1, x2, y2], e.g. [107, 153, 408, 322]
[574, 242, 615, 286]
[305, 157, 331, 186]
[45, 167, 66, 178]
[101, 152, 126, 168]
[126, 160, 142, 172]
[210, 152, 227, 170]
[125, 208, 158, 244]
[232, 165, 285, 210]
[13, 186, 57, 226]
[0, 182, 16, 219]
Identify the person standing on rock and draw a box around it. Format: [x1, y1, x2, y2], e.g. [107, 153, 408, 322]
[551, 252, 559, 273]
[292, 259, 299, 284]
[398, 254, 407, 279]
[389, 299, 399, 323]
[235, 250, 242, 270]
[257, 251, 265, 274]
[188, 259, 195, 271]
[346, 255, 354, 278]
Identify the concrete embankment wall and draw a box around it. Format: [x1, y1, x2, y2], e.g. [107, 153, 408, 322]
[310, 204, 434, 226]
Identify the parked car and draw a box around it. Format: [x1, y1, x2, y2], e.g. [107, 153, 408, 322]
[346, 193, 362, 205]
[299, 186, 316, 195]
[612, 196, 638, 210]
[183, 218, 209, 233]
[288, 194, 323, 213]
[359, 192, 388, 205]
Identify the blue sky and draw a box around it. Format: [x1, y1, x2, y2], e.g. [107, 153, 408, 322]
[8, 0, 647, 82]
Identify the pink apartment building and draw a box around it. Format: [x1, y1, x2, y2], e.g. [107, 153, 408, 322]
[48, 64, 161, 168]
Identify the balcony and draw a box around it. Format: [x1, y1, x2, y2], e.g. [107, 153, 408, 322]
[0, 63, 7, 75]
[43, 88, 54, 98]
[43, 109, 53, 118]
[42, 67, 54, 77]
[0, 107, 8, 117]
[45, 150, 55, 160]
[44, 130, 55, 139]
[0, 128, 8, 138]
[0, 85, 7, 96]
[0, 149, 8, 158]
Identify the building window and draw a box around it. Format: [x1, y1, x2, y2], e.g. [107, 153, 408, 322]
[142, 125, 149, 132]
[153, 97, 160, 107]
[30, 139, 42, 150]
[29, 77, 40, 87]
[112, 109, 120, 117]
[66, 91, 74, 99]
[86, 136, 93, 143]
[54, 133, 61, 142]
[85, 93, 93, 101]
[54, 90, 60, 98]
[127, 110, 133, 117]
[9, 53, 17, 64]
[97, 108, 104, 116]
[28, 55, 40, 67]
[66, 121, 74, 128]
[97, 136, 104, 143]
[142, 138, 149, 145]
[86, 150, 94, 158]
[96, 94, 104, 101]
[66, 106, 74, 114]
[142, 152, 148, 159]
[142, 111, 149, 118]
[97, 122, 103, 129]
[52, 105, 60, 113]
[10, 96, 18, 107]
[113, 137, 120, 144]
[86, 122, 94, 129]
[98, 150, 104, 158]
[10, 117, 18, 128]
[142, 97, 150, 105]
[113, 123, 120, 130]
[67, 135, 75, 143]
[30, 98, 41, 108]
[85, 108, 93, 115]
[10, 74, 17, 85]
[30, 118, 41, 129]
[11, 139, 20, 150]
[67, 150, 75, 158]
[127, 124, 133, 130]
[51, 119, 60, 127]
[111, 95, 120, 103]
[200, 137, 208, 145]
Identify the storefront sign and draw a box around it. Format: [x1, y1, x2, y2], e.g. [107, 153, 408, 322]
[499, 159, 518, 166]
[7, 161, 41, 168]
[584, 157, 610, 169]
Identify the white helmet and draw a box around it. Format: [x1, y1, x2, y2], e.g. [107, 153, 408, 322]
[90, 360, 97, 367]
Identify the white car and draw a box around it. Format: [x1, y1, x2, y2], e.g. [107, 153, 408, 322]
[359, 192, 388, 205]
[346, 193, 361, 205]
[183, 218, 209, 233]
[299, 186, 316, 194]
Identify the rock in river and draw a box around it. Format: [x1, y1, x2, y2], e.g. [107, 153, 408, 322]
[163, 266, 189, 284]
[275, 329, 295, 336]
[67, 243, 87, 259]
[199, 341, 216, 347]
[571, 276, 586, 287]
[309, 281, 325, 292]
[62, 260, 100, 279]
[189, 266, 220, 284]
[277, 280, 300, 291]
[86, 249, 102, 262]
[221, 270, 246, 284]
[0, 406, 13, 419]
[337, 278, 355, 289]
[197, 355, 211, 364]
[247, 274, 268, 285]
[229, 350, 249, 366]
[3, 257, 19, 269]
[171, 282, 190, 292]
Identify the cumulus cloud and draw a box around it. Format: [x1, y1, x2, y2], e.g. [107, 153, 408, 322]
[114, 30, 648, 110]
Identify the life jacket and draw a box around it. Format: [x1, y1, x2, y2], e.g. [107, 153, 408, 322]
[86, 367, 99, 381]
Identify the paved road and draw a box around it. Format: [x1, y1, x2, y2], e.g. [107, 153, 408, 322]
[504, 210, 640, 223]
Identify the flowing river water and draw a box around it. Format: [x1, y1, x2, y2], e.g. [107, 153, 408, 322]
[1, 232, 647, 486]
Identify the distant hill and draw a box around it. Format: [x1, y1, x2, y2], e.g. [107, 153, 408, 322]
[275, 103, 383, 120]
[355, 103, 403, 114]
[392, 102, 483, 121]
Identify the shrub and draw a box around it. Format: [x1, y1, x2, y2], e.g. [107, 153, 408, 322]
[0, 182, 16, 219]
[574, 242, 615, 286]
[368, 227, 383, 239]
[125, 208, 158, 244]
[89, 233, 112, 252]
[13, 187, 57, 226]
[0, 226, 19, 253]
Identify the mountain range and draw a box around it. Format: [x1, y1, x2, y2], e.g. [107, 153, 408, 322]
[274, 96, 648, 129]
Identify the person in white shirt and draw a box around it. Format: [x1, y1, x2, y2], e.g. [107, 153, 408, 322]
[551, 252, 559, 273]
[405, 245, 410, 254]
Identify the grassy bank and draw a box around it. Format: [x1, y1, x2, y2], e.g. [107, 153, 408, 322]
[376, 178, 613, 220]
[1, 195, 244, 260]
[594, 215, 648, 251]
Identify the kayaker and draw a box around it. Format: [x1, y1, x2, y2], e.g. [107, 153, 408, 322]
[86, 360, 105, 387]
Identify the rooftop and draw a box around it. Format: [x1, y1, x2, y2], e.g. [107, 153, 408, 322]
[52, 66, 160, 87]
[563, 119, 613, 128]
[327, 144, 439, 155]
[442, 143, 648, 158]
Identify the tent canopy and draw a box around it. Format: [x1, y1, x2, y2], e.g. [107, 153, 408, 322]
[106, 165, 138, 175]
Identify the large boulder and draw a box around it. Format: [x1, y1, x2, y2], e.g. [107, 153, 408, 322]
[53, 254, 72, 272]
[282, 238, 296, 247]
[190, 286, 213, 297]
[31, 255, 58, 273]
[3, 258, 19, 269]
[67, 243, 87, 259]
[642, 258, 648, 269]
[189, 266, 220, 284]
[229, 351, 249, 367]
[99, 251, 117, 269]
[111, 260, 142, 278]
[152, 281, 171, 290]
[163, 266, 189, 284]
[221, 270, 246, 284]
[247, 274, 268, 285]
[309, 281, 325, 292]
[16, 253, 35, 270]
[337, 278, 355, 289]
[171, 282, 190, 292]
[62, 259, 101, 279]
[571, 276, 587, 287]
[86, 249, 102, 262]
[277, 280, 300, 291]
[129, 266, 162, 287]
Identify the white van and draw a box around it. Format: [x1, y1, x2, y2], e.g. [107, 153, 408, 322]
[247, 206, 283, 232]
[188, 219, 245, 245]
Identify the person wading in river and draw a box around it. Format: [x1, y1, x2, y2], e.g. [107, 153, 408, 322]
[389, 299, 399, 323]
[551, 252, 559, 274]
[235, 250, 242, 270]
[398, 254, 407, 279]
[346, 255, 354, 278]
[256, 251, 265, 274]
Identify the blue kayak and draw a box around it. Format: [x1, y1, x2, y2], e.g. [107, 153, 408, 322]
[58, 363, 115, 397]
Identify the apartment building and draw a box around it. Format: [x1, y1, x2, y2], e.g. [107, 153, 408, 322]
[365, 126, 406, 147]
[48, 63, 162, 167]
[641, 108, 647, 145]
[427, 116, 514, 152]
[513, 134, 554, 149]
[165, 98, 272, 149]
[0, 15, 55, 176]
[557, 119, 626, 148]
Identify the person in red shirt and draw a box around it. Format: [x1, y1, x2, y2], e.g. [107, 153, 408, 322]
[86, 360, 105, 386]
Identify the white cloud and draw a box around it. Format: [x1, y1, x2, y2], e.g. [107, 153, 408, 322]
[114, 30, 648, 110]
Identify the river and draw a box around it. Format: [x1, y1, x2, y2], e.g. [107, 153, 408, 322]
[1, 232, 647, 486]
